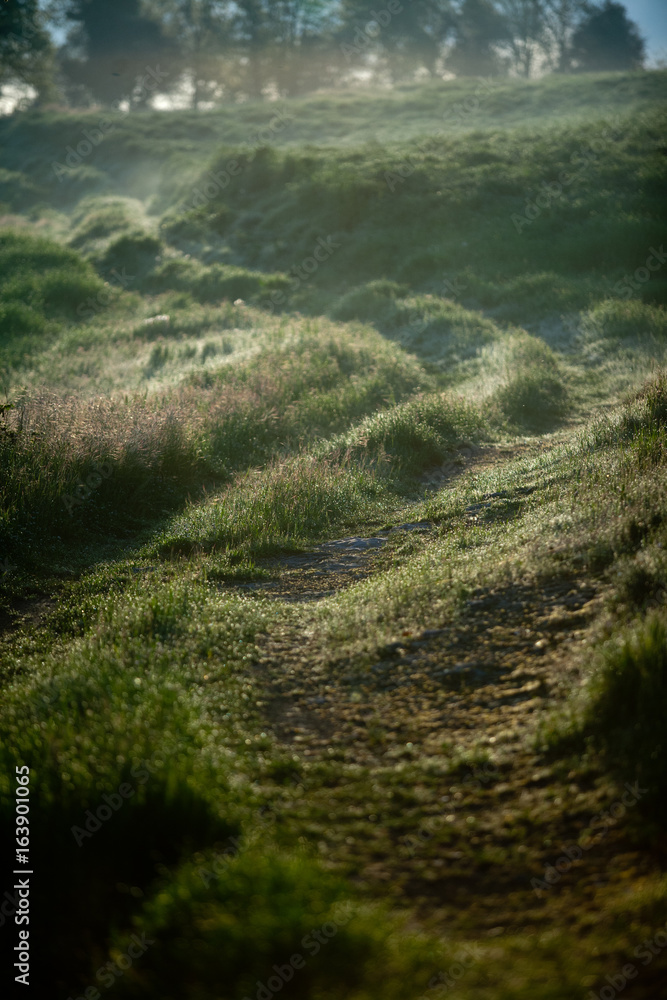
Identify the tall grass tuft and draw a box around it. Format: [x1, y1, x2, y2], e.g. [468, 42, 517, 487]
[490, 333, 569, 431]
[158, 454, 389, 557]
[582, 614, 667, 820]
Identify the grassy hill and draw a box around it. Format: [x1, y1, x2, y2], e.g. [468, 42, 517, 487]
[0, 70, 666, 998]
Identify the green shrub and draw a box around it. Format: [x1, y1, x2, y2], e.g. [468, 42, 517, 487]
[142, 255, 201, 294]
[111, 848, 438, 1000]
[331, 280, 406, 324]
[69, 197, 139, 248]
[599, 370, 667, 463]
[0, 168, 44, 211]
[194, 263, 265, 303]
[159, 207, 212, 245]
[0, 580, 266, 990]
[393, 296, 502, 364]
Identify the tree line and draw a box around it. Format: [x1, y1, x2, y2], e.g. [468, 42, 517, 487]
[1, 0, 647, 111]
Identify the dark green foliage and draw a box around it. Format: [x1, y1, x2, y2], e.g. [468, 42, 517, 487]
[448, 0, 509, 76]
[338, 392, 485, 475]
[0, 300, 47, 336]
[583, 615, 667, 820]
[58, 0, 175, 106]
[111, 849, 435, 1000]
[570, 1, 645, 72]
[492, 338, 569, 431]
[151, 110, 667, 323]
[0, 0, 53, 98]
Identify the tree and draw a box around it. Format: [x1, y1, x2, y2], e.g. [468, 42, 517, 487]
[144, 0, 233, 109]
[56, 0, 175, 106]
[233, 0, 337, 97]
[338, 0, 456, 82]
[542, 0, 588, 71]
[569, 0, 644, 72]
[1, 0, 55, 103]
[495, 0, 546, 77]
[447, 0, 509, 76]
[266, 1, 339, 96]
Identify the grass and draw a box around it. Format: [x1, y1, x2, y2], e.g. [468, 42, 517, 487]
[0, 69, 666, 998]
[0, 230, 105, 384]
[111, 849, 445, 1000]
[0, 322, 431, 562]
[156, 454, 391, 558]
[324, 373, 664, 639]
[582, 614, 667, 818]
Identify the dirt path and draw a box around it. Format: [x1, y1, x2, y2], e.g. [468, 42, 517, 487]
[238, 442, 665, 960]
[0, 592, 57, 639]
[235, 442, 545, 605]
[251, 567, 665, 947]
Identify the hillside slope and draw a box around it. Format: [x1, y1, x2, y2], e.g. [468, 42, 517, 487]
[0, 71, 666, 998]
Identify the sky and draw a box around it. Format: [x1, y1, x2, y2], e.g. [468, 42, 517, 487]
[622, 0, 667, 65]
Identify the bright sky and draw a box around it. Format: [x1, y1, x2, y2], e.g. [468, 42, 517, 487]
[622, 0, 667, 65]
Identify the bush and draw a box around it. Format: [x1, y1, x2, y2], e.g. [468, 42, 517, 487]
[0, 580, 263, 990]
[142, 256, 201, 294]
[159, 207, 212, 245]
[0, 168, 44, 211]
[111, 848, 437, 1000]
[158, 454, 389, 557]
[69, 197, 139, 248]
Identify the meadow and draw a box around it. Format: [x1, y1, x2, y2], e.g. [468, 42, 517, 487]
[0, 70, 666, 998]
